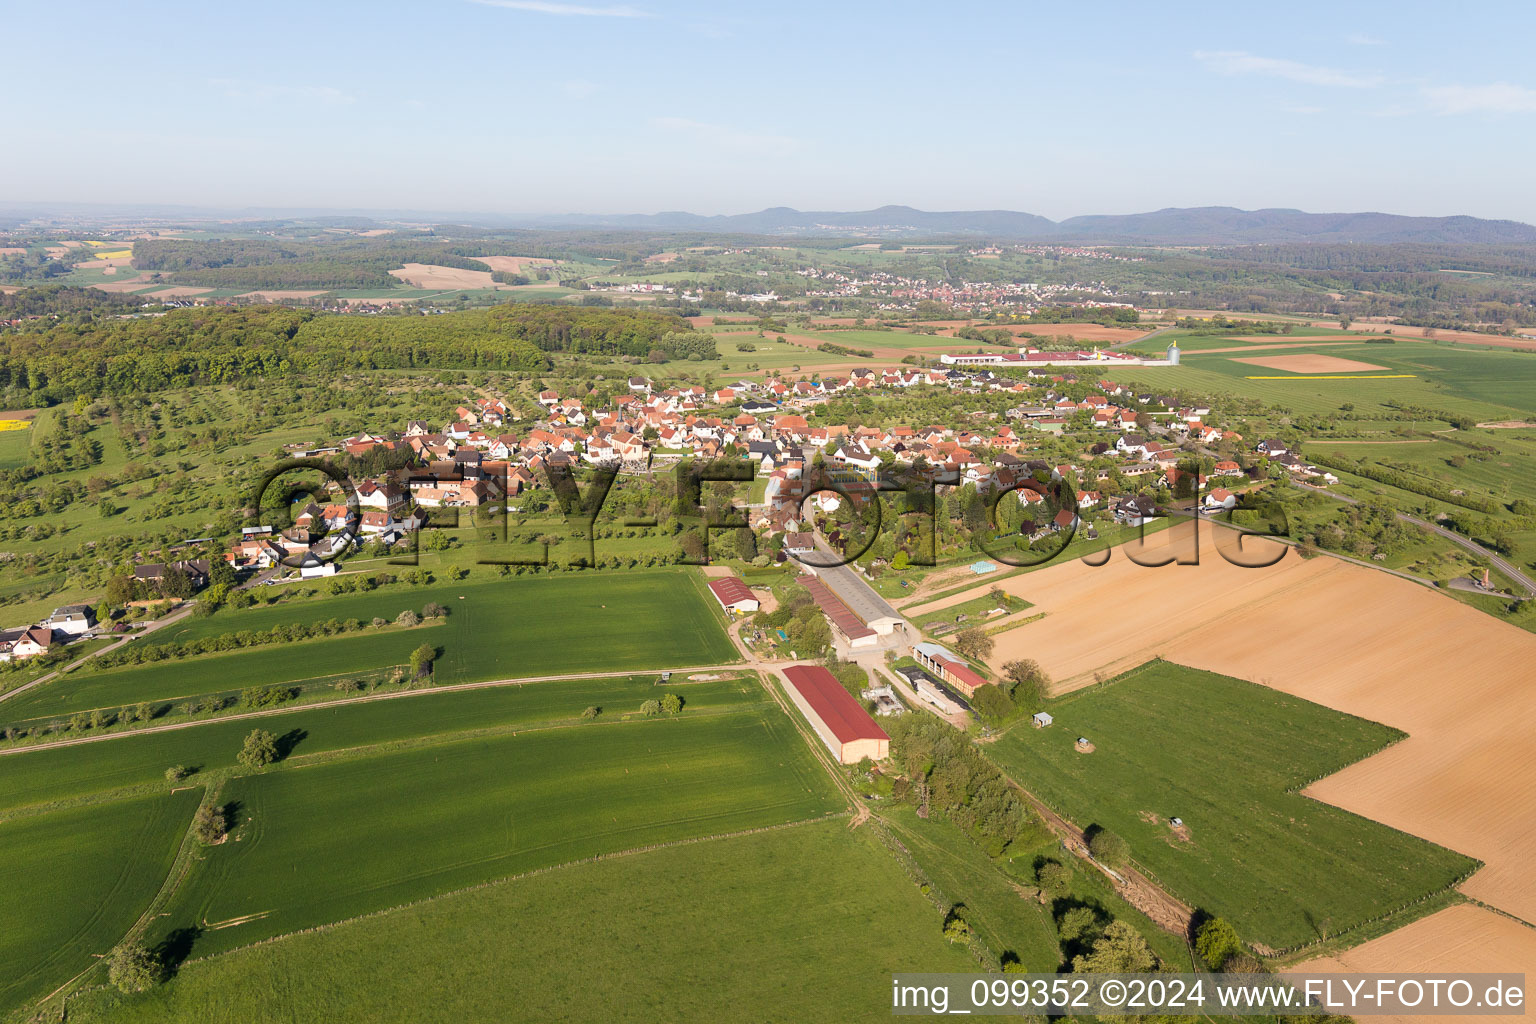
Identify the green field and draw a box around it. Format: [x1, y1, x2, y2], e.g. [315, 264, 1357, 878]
[69, 821, 975, 1024]
[1, 627, 445, 724]
[0, 673, 762, 814]
[152, 707, 841, 957]
[0, 790, 201, 1010]
[882, 806, 1061, 970]
[912, 591, 1029, 633]
[1110, 340, 1536, 420]
[984, 661, 1477, 951]
[7, 570, 738, 720]
[0, 424, 31, 469]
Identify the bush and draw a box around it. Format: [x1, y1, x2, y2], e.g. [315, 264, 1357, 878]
[164, 765, 190, 783]
[193, 803, 228, 845]
[237, 728, 278, 770]
[108, 943, 162, 993]
[969, 683, 1016, 723]
[1035, 859, 1071, 897]
[1195, 916, 1244, 970]
[1086, 826, 1129, 868]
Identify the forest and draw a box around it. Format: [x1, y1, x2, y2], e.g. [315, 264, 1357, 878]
[0, 303, 713, 403]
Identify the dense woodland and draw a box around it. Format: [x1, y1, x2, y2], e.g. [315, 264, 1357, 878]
[0, 304, 712, 403]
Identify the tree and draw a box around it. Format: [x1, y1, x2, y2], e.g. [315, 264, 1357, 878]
[969, 683, 1015, 723]
[942, 906, 972, 944]
[733, 527, 758, 562]
[164, 765, 190, 783]
[108, 943, 162, 993]
[1035, 859, 1071, 897]
[639, 699, 662, 716]
[661, 692, 683, 714]
[410, 643, 436, 678]
[1072, 920, 1156, 973]
[1057, 905, 1105, 947]
[421, 602, 448, 618]
[396, 609, 421, 627]
[237, 728, 278, 770]
[580, 705, 601, 720]
[952, 626, 993, 662]
[1086, 826, 1129, 868]
[1194, 916, 1243, 970]
[193, 803, 229, 845]
[1001, 659, 1050, 713]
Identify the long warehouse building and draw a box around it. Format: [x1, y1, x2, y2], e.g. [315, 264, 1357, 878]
[782, 664, 890, 764]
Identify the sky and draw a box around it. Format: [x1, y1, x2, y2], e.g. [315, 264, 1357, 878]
[6, 0, 1536, 223]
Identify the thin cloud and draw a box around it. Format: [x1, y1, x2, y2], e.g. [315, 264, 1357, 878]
[1193, 50, 1383, 88]
[1423, 82, 1536, 115]
[209, 78, 356, 105]
[1279, 104, 1324, 115]
[650, 116, 800, 152]
[468, 0, 652, 17]
[1346, 33, 1387, 46]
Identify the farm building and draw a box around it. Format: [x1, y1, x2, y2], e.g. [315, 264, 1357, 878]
[914, 642, 991, 697]
[705, 576, 760, 614]
[801, 576, 877, 648]
[801, 559, 906, 636]
[1032, 712, 1054, 728]
[782, 664, 890, 764]
[894, 665, 968, 714]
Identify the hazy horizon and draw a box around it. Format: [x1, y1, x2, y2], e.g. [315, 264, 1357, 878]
[5, 0, 1536, 222]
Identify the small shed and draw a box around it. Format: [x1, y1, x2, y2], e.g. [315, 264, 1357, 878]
[1032, 712, 1054, 728]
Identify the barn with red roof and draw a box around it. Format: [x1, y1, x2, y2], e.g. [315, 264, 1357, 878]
[781, 664, 889, 764]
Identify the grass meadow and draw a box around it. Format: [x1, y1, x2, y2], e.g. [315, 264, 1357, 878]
[983, 661, 1477, 951]
[4, 570, 739, 723]
[152, 707, 841, 957]
[1108, 339, 1536, 420]
[69, 821, 976, 1024]
[0, 673, 763, 815]
[2, 626, 445, 723]
[881, 805, 1061, 970]
[0, 790, 201, 1010]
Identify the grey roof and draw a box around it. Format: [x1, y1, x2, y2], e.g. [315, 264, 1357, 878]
[814, 558, 904, 628]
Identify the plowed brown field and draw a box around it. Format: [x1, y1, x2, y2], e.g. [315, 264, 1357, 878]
[928, 522, 1536, 951]
[1299, 904, 1536, 1024]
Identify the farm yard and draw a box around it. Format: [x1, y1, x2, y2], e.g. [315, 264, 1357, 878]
[984, 661, 1475, 952]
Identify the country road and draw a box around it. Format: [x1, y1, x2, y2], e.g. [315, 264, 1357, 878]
[1140, 415, 1536, 601]
[0, 661, 754, 756]
[1291, 479, 1535, 599]
[0, 568, 280, 708]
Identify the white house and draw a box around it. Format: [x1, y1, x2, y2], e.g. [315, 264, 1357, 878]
[46, 604, 97, 636]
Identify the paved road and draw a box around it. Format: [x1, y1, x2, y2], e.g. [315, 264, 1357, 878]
[1144, 418, 1535, 601]
[1291, 480, 1535, 599]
